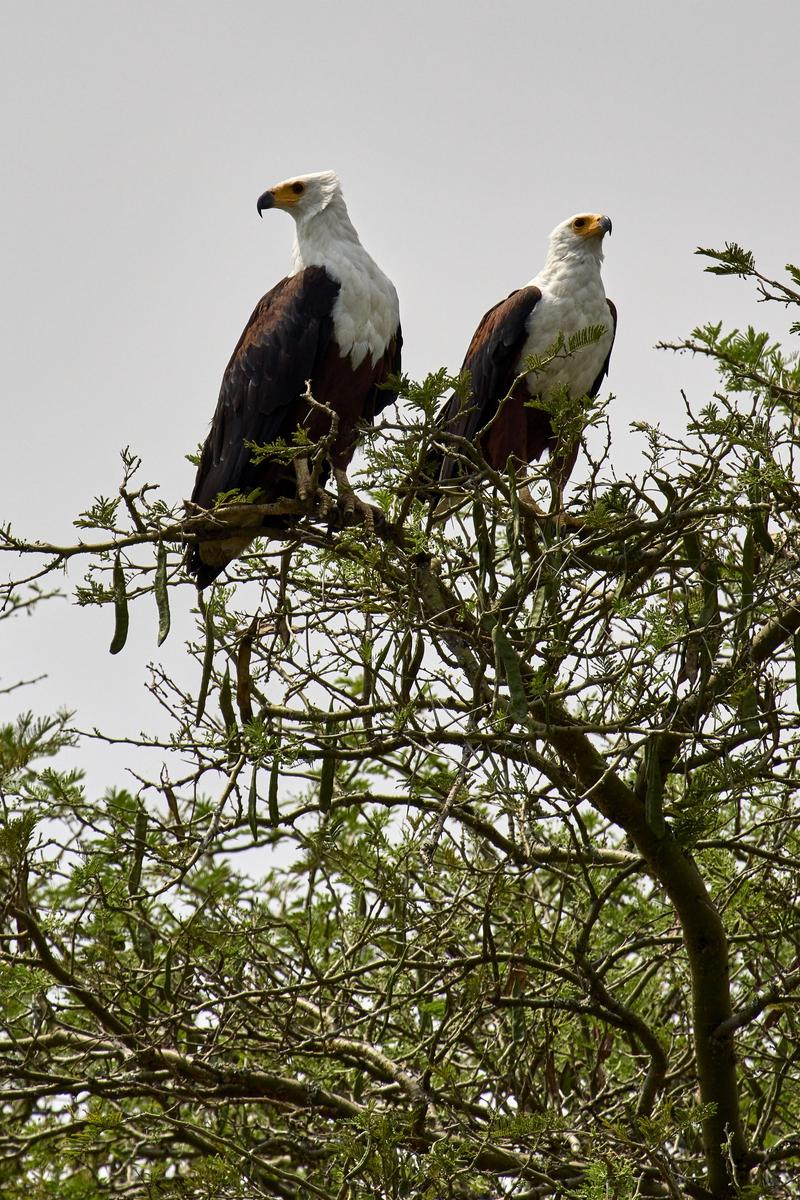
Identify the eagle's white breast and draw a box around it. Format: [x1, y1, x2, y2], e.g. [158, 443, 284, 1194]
[292, 193, 399, 369]
[327, 250, 400, 370]
[519, 255, 613, 398]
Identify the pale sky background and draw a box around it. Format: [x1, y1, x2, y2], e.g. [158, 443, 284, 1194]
[1, 0, 798, 785]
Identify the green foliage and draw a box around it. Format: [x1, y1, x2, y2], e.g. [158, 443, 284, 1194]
[2, 249, 800, 1199]
[0, 711, 75, 787]
[696, 241, 757, 277]
[74, 495, 121, 530]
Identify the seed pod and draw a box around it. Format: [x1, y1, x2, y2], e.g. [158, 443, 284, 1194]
[109, 554, 129, 655]
[154, 541, 170, 646]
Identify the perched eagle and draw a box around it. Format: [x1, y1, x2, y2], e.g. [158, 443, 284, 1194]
[188, 171, 401, 587]
[436, 213, 615, 496]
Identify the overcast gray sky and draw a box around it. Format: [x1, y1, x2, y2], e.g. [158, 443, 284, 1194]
[1, 0, 798, 771]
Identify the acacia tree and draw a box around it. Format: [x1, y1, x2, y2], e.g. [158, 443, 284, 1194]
[2, 246, 800, 1200]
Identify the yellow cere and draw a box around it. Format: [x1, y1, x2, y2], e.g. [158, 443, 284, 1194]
[272, 182, 305, 207]
[572, 214, 605, 238]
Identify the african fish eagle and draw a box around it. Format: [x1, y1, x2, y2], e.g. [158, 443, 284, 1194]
[188, 171, 402, 587]
[436, 213, 615, 497]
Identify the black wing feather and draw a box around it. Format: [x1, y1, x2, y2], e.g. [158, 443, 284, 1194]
[192, 266, 341, 507]
[437, 287, 541, 482]
[587, 298, 617, 398]
[371, 324, 403, 418]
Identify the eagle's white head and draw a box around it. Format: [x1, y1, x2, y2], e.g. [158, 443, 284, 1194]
[256, 171, 342, 223]
[546, 213, 613, 265]
[254, 171, 397, 351]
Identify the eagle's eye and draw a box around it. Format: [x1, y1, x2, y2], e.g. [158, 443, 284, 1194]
[573, 217, 586, 229]
[291, 181, 305, 195]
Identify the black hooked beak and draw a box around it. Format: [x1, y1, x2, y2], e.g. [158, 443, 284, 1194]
[599, 215, 612, 235]
[256, 190, 275, 217]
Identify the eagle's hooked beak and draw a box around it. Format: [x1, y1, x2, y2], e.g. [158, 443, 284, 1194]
[256, 190, 275, 218]
[599, 215, 612, 236]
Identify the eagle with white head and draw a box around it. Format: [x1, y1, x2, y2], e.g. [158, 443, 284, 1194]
[436, 212, 615, 493]
[189, 171, 401, 587]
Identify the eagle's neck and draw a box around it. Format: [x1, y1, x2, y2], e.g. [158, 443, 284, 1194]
[536, 241, 605, 295]
[291, 194, 363, 274]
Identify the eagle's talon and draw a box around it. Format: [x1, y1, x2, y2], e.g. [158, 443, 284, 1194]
[294, 456, 315, 506]
[333, 468, 377, 532]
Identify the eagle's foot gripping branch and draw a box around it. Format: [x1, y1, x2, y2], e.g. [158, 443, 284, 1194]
[332, 468, 380, 533]
[293, 454, 327, 512]
[517, 484, 586, 531]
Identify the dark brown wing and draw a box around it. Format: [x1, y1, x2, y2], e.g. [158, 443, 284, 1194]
[372, 325, 403, 417]
[270, 324, 402, 473]
[191, 266, 340, 508]
[587, 298, 617, 398]
[437, 287, 541, 482]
